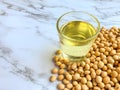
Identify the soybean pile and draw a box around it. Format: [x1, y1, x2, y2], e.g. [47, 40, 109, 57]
[49, 27, 120, 90]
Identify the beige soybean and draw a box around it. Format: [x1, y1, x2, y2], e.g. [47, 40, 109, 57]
[58, 69, 65, 75]
[66, 83, 73, 89]
[101, 71, 107, 77]
[86, 75, 91, 81]
[49, 75, 56, 82]
[98, 61, 104, 69]
[58, 75, 64, 81]
[63, 79, 69, 84]
[87, 81, 93, 88]
[96, 69, 101, 75]
[72, 81, 78, 86]
[91, 71, 96, 79]
[71, 63, 77, 70]
[98, 82, 105, 88]
[53, 56, 59, 62]
[81, 84, 88, 90]
[65, 74, 72, 81]
[111, 71, 118, 78]
[60, 64, 66, 69]
[51, 68, 58, 74]
[75, 84, 81, 90]
[81, 77, 87, 84]
[73, 73, 80, 80]
[57, 83, 65, 90]
[96, 76, 102, 83]
[56, 50, 61, 55]
[103, 76, 110, 84]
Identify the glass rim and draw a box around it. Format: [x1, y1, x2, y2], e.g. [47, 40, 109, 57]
[56, 11, 100, 42]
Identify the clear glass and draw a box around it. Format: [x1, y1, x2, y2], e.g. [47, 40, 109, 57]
[56, 11, 100, 61]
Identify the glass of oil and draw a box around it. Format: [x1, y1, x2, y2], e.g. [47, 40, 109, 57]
[56, 11, 100, 61]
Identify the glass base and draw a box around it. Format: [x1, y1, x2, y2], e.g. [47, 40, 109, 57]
[62, 53, 86, 62]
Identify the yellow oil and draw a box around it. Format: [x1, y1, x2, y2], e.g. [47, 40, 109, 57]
[60, 21, 97, 59]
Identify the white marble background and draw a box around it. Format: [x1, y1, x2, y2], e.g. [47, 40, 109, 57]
[0, 0, 120, 90]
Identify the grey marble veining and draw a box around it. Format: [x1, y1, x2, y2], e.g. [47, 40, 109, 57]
[0, 0, 120, 90]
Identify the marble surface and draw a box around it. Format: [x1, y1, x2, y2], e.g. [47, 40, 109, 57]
[0, 0, 120, 90]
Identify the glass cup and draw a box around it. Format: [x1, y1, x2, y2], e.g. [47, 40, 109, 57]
[56, 11, 100, 61]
